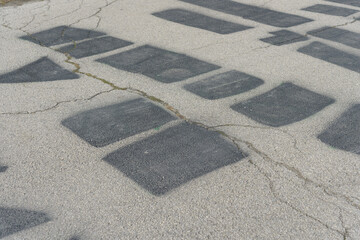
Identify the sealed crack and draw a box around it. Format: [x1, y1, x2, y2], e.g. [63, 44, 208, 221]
[244, 135, 360, 211]
[248, 156, 347, 239]
[234, 134, 360, 238]
[4, 14, 360, 236]
[201, 124, 358, 238]
[64, 53, 186, 120]
[207, 128, 346, 237]
[19, 23, 360, 221]
[208, 123, 305, 157]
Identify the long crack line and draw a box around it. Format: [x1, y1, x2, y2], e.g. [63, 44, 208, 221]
[18, 0, 49, 30]
[196, 125, 356, 238]
[0, 89, 115, 115]
[69, 0, 118, 30]
[60, 37, 360, 221]
[45, 0, 84, 23]
[197, 125, 347, 238]
[5, 13, 360, 237]
[248, 156, 347, 239]
[213, 129, 348, 238]
[339, 209, 350, 240]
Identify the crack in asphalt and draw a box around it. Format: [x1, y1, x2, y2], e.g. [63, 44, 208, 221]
[0, 89, 115, 115]
[1, 4, 360, 237]
[202, 127, 349, 238]
[232, 135, 360, 239]
[5, 21, 360, 235]
[1, 0, 114, 31]
[194, 122, 351, 238]
[19, 30, 356, 238]
[248, 156, 347, 239]
[208, 123, 306, 158]
[18, 0, 50, 30]
[68, 0, 118, 31]
[180, 123, 358, 238]
[339, 209, 350, 240]
[45, 0, 84, 23]
[0, 0, 49, 30]
[64, 52, 186, 120]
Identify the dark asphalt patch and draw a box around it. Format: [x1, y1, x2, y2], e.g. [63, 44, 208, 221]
[184, 70, 264, 99]
[179, 0, 313, 27]
[57, 36, 133, 58]
[298, 41, 360, 73]
[231, 82, 335, 127]
[308, 27, 360, 49]
[0, 207, 50, 239]
[153, 8, 252, 34]
[104, 122, 246, 195]
[96, 45, 220, 83]
[260, 30, 308, 46]
[21, 26, 105, 47]
[325, 0, 360, 8]
[0, 165, 8, 172]
[61, 98, 176, 147]
[0, 57, 79, 83]
[318, 104, 360, 155]
[302, 4, 358, 17]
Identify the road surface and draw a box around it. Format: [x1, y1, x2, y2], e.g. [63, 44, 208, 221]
[0, 0, 360, 239]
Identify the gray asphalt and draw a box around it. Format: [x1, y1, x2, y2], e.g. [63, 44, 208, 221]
[0, 0, 360, 239]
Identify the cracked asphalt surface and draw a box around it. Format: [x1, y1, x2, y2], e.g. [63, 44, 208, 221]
[1, 0, 360, 239]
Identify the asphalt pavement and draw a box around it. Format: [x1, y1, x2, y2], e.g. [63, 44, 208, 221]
[0, 0, 360, 239]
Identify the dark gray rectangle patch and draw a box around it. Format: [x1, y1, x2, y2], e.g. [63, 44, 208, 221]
[104, 122, 246, 195]
[260, 30, 308, 46]
[318, 104, 360, 155]
[96, 45, 220, 83]
[302, 4, 358, 17]
[20, 26, 105, 47]
[325, 0, 360, 8]
[298, 41, 360, 73]
[0, 57, 80, 83]
[179, 0, 312, 27]
[62, 98, 176, 147]
[57, 36, 133, 58]
[0, 207, 50, 239]
[0, 165, 8, 172]
[152, 8, 252, 34]
[308, 27, 360, 49]
[231, 82, 334, 127]
[184, 70, 264, 99]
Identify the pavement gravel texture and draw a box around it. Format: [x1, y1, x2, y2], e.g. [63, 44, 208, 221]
[0, 0, 360, 239]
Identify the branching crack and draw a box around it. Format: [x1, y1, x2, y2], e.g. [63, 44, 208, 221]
[248, 155, 347, 239]
[11, 19, 360, 224]
[46, 0, 84, 23]
[69, 0, 118, 30]
[2, 6, 360, 237]
[0, 89, 115, 115]
[195, 123, 357, 238]
[208, 123, 305, 157]
[1, 0, 50, 31]
[64, 53, 186, 120]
